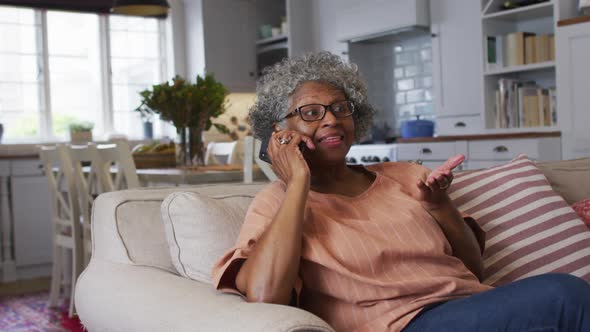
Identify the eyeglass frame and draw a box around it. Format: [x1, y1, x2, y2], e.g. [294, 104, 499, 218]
[282, 100, 355, 122]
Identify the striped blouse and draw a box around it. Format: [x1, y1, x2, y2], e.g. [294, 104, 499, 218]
[212, 162, 493, 331]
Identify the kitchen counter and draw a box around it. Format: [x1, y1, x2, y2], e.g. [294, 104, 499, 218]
[0, 144, 41, 159]
[396, 131, 561, 143]
[558, 16, 590, 27]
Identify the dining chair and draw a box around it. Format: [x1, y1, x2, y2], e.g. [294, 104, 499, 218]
[204, 141, 240, 165]
[94, 140, 140, 190]
[67, 141, 140, 267]
[39, 144, 84, 318]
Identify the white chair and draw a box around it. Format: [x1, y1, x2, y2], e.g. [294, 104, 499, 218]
[94, 140, 140, 190]
[204, 141, 240, 165]
[39, 144, 84, 318]
[67, 141, 140, 266]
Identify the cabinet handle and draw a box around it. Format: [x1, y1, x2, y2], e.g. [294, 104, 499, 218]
[493, 145, 509, 153]
[421, 148, 432, 154]
[454, 121, 466, 128]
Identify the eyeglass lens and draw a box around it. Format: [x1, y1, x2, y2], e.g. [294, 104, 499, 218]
[299, 101, 354, 121]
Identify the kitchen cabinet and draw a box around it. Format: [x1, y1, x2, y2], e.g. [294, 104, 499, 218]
[430, 0, 484, 134]
[332, 0, 429, 42]
[184, 0, 259, 92]
[0, 158, 53, 282]
[396, 141, 468, 170]
[183, 0, 320, 91]
[395, 134, 561, 170]
[556, 19, 590, 159]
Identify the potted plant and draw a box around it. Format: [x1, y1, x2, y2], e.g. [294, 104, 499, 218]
[69, 121, 94, 143]
[136, 75, 230, 166]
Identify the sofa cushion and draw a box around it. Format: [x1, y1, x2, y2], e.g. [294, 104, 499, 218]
[449, 155, 590, 287]
[537, 157, 590, 204]
[161, 191, 255, 283]
[572, 198, 590, 228]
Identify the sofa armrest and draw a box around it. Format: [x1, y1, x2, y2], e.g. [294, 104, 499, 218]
[76, 259, 334, 332]
[90, 184, 267, 268]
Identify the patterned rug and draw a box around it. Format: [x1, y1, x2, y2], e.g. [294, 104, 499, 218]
[0, 292, 85, 332]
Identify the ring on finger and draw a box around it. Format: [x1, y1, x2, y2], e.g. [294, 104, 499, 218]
[278, 137, 290, 145]
[439, 178, 450, 190]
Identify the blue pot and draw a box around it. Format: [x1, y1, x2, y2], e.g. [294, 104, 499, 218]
[400, 116, 434, 138]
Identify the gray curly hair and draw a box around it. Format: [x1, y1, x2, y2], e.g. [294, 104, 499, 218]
[248, 51, 376, 140]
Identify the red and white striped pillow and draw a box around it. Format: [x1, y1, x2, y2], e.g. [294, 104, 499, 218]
[449, 155, 590, 287]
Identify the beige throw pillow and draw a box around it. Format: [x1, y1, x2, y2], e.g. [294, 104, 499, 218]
[161, 191, 254, 283]
[537, 157, 590, 204]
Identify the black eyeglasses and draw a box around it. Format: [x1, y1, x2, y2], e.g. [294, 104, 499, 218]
[282, 100, 355, 122]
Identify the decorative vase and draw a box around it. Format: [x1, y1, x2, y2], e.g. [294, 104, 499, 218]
[189, 125, 206, 166]
[175, 126, 191, 167]
[143, 121, 154, 139]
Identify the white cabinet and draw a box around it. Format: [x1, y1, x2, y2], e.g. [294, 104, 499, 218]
[430, 0, 484, 126]
[10, 160, 53, 273]
[467, 136, 561, 161]
[332, 0, 429, 42]
[12, 174, 52, 268]
[0, 158, 53, 281]
[556, 20, 590, 159]
[396, 141, 468, 170]
[396, 135, 561, 170]
[184, 0, 258, 92]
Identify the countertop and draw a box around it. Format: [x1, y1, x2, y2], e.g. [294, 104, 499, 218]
[0, 132, 562, 159]
[0, 144, 42, 160]
[558, 15, 590, 27]
[395, 131, 561, 143]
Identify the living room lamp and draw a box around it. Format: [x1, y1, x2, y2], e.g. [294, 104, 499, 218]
[111, 0, 170, 17]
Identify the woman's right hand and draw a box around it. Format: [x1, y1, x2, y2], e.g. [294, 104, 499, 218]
[268, 130, 315, 186]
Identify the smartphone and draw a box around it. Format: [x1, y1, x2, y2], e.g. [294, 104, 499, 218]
[258, 128, 273, 164]
[258, 129, 306, 164]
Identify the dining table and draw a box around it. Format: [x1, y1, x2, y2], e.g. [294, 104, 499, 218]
[133, 164, 267, 187]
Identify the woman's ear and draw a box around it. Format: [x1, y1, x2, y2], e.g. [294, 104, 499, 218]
[272, 122, 284, 132]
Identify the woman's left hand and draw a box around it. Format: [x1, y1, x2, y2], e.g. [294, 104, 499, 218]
[416, 154, 465, 209]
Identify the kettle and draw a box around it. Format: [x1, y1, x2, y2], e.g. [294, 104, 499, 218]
[400, 116, 434, 139]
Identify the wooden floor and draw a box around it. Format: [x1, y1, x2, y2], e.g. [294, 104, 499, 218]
[0, 277, 51, 297]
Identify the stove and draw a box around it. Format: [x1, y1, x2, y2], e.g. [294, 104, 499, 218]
[346, 144, 397, 165]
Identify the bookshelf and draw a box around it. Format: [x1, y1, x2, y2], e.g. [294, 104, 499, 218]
[484, 61, 555, 75]
[481, 0, 559, 131]
[483, 2, 554, 21]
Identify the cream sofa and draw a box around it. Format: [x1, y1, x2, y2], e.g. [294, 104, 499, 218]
[75, 158, 590, 332]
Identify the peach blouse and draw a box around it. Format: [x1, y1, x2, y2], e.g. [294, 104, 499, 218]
[212, 162, 492, 332]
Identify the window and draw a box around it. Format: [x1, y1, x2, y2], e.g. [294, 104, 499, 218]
[47, 11, 102, 139]
[0, 7, 42, 140]
[0, 5, 171, 142]
[109, 15, 167, 139]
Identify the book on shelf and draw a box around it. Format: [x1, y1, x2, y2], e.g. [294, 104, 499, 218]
[525, 35, 536, 64]
[495, 80, 556, 129]
[486, 35, 504, 70]
[518, 84, 539, 127]
[537, 89, 550, 126]
[548, 35, 555, 61]
[548, 88, 557, 126]
[505, 32, 535, 66]
[487, 32, 555, 70]
[535, 34, 551, 62]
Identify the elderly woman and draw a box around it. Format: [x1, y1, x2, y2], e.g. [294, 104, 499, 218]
[212, 52, 590, 332]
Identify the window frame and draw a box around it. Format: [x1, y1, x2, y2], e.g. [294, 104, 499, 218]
[0, 6, 170, 142]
